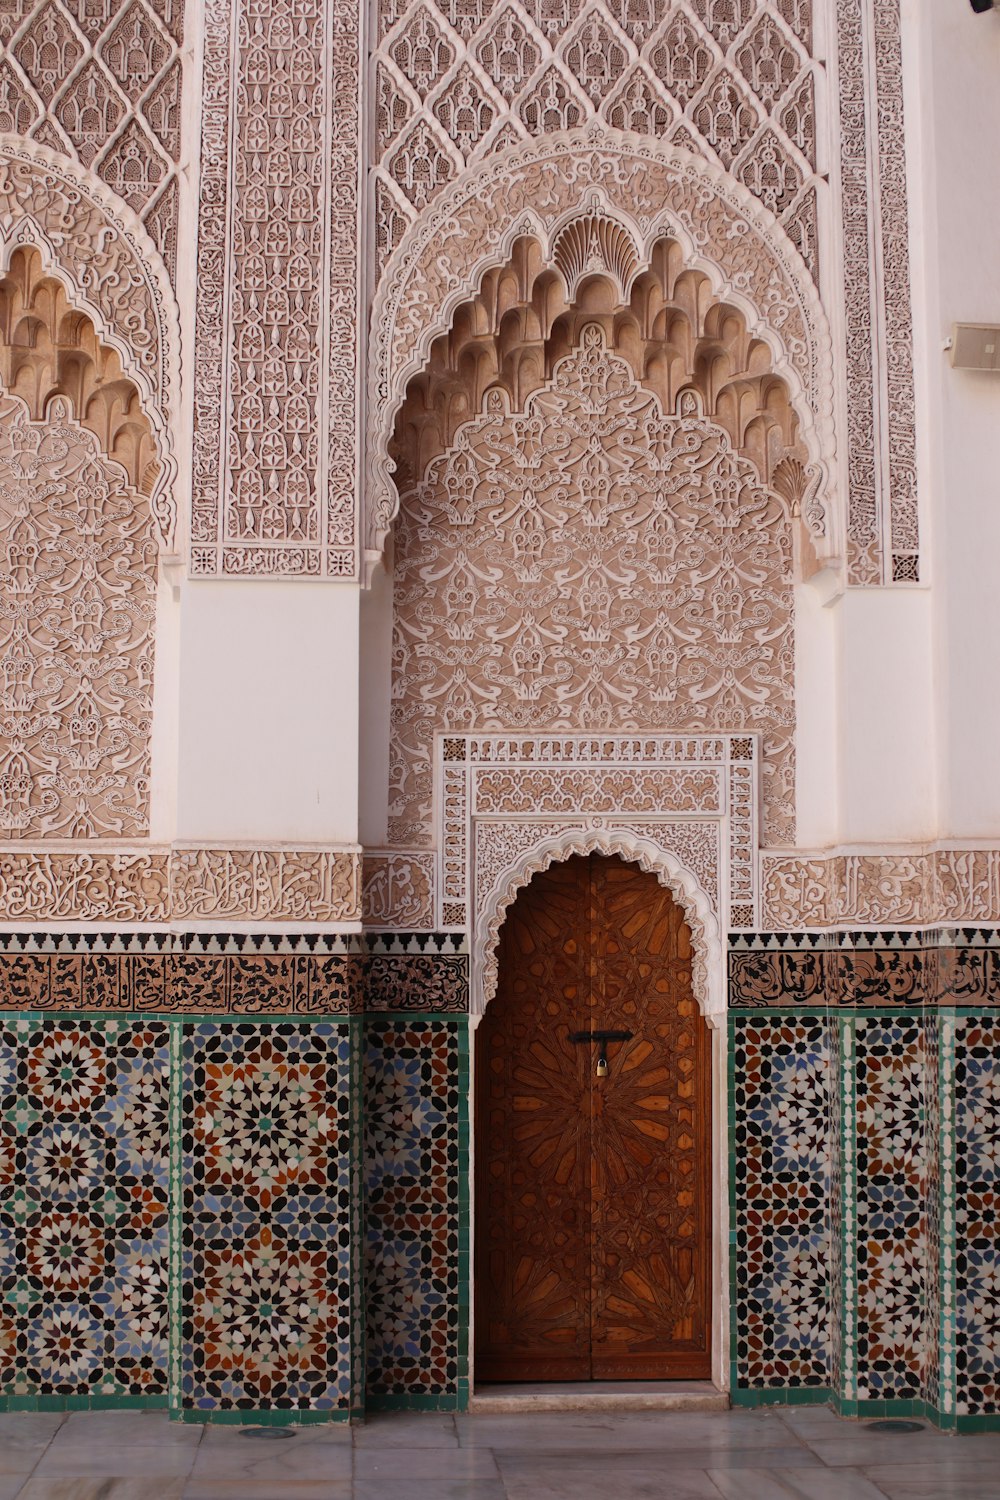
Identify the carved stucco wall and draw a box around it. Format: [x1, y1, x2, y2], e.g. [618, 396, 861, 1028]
[0, 390, 156, 839]
[0, 0, 184, 280]
[192, 0, 361, 578]
[0, 240, 170, 844]
[372, 0, 820, 281]
[389, 325, 795, 850]
[0, 146, 179, 552]
[369, 0, 920, 589]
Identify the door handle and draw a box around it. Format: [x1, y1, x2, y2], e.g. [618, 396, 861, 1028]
[569, 1029, 634, 1077]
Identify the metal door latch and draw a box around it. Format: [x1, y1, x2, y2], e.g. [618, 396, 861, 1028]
[569, 1029, 634, 1077]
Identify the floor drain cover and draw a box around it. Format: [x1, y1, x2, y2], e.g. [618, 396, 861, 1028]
[239, 1427, 296, 1440]
[866, 1420, 924, 1434]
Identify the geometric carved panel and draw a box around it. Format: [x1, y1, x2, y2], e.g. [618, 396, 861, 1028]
[193, 0, 360, 577]
[0, 0, 184, 279]
[372, 0, 822, 283]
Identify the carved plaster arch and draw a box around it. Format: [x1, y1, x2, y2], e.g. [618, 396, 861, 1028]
[0, 139, 180, 551]
[367, 125, 837, 577]
[473, 828, 724, 1024]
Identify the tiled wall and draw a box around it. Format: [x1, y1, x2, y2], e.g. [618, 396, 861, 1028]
[730, 933, 1000, 1430]
[364, 1019, 467, 1407]
[0, 929, 997, 1428]
[176, 1020, 355, 1415]
[0, 934, 468, 1420]
[955, 1016, 1000, 1417]
[730, 1015, 832, 1389]
[0, 1018, 170, 1400]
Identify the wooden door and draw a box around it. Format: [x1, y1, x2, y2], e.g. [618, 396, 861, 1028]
[475, 854, 711, 1382]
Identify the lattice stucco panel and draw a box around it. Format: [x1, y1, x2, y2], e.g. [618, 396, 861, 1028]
[371, 0, 824, 286]
[0, 0, 184, 280]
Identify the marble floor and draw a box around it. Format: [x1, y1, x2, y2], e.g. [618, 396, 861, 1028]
[0, 1404, 999, 1499]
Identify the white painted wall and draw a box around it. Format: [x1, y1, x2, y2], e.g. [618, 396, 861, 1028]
[836, 590, 936, 844]
[175, 581, 360, 843]
[794, 576, 840, 848]
[358, 545, 394, 849]
[904, 0, 1000, 839]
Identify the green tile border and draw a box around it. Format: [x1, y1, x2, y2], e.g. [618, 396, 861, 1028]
[349, 1013, 367, 1422]
[366, 1393, 463, 1412]
[938, 1014, 957, 1422]
[456, 1019, 471, 1413]
[732, 1387, 1000, 1433]
[0, 1395, 168, 1412]
[174, 1406, 349, 1425]
[837, 1016, 858, 1402]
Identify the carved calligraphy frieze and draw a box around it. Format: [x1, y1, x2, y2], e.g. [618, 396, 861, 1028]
[0, 847, 361, 923]
[761, 848, 1000, 930]
[362, 851, 435, 929]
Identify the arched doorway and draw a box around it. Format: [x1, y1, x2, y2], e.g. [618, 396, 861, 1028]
[475, 853, 712, 1382]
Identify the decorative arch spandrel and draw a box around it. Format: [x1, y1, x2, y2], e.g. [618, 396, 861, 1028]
[472, 828, 723, 1020]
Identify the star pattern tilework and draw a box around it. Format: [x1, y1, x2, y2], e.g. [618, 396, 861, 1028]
[178, 1021, 353, 1413]
[732, 1016, 833, 1389]
[855, 1017, 927, 1400]
[364, 1020, 463, 1401]
[955, 1016, 1000, 1415]
[0, 1018, 169, 1397]
[922, 1009, 942, 1413]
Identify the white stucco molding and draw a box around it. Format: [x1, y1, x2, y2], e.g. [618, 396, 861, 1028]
[472, 826, 724, 1024]
[366, 123, 838, 581]
[0, 138, 180, 552]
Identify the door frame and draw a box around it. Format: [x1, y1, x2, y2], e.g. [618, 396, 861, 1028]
[471, 847, 722, 1384]
[467, 829, 729, 1393]
[435, 730, 757, 1396]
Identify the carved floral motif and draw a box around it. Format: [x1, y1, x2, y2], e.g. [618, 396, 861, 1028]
[837, 0, 918, 585]
[391, 328, 795, 847]
[0, 392, 156, 839]
[193, 0, 360, 577]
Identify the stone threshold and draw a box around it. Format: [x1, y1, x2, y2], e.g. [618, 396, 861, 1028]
[468, 1381, 729, 1413]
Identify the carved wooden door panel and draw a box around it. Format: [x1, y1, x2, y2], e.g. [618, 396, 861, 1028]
[475, 854, 711, 1383]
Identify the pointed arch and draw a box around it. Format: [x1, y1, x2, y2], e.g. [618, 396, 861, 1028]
[366, 124, 837, 577]
[473, 826, 724, 1021]
[0, 139, 179, 549]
